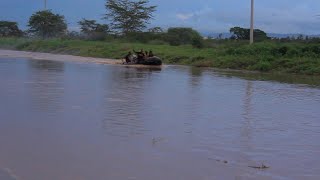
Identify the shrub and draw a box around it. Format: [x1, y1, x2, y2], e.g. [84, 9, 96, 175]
[192, 37, 204, 48]
[251, 61, 272, 72]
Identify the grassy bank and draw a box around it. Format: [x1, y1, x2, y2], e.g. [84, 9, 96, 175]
[1, 37, 320, 75]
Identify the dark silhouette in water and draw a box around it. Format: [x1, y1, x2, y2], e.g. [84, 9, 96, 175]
[133, 49, 146, 63]
[131, 49, 162, 65]
[124, 51, 132, 64]
[148, 50, 154, 57]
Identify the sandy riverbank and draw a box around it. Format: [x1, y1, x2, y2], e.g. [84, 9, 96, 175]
[0, 49, 123, 64]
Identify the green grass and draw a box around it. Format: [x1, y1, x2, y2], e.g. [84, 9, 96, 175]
[1, 37, 320, 75]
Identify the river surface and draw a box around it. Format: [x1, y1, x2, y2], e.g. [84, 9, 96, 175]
[0, 58, 320, 180]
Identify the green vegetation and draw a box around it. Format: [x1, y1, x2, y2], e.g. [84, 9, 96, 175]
[230, 27, 268, 41]
[1, 37, 319, 75]
[0, 0, 319, 75]
[0, 21, 23, 37]
[166, 28, 204, 48]
[78, 19, 110, 40]
[28, 10, 67, 39]
[104, 0, 156, 34]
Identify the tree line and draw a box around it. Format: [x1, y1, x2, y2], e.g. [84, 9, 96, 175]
[1, 0, 319, 47]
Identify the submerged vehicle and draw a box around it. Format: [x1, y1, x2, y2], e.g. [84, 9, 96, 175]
[136, 56, 162, 65]
[126, 55, 162, 66]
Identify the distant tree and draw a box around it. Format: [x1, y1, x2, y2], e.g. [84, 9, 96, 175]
[230, 27, 249, 40]
[207, 35, 213, 40]
[297, 34, 304, 41]
[28, 10, 67, 39]
[166, 27, 204, 47]
[191, 36, 204, 48]
[78, 19, 110, 40]
[254, 29, 269, 41]
[230, 27, 268, 41]
[305, 36, 309, 41]
[63, 31, 81, 40]
[148, 27, 163, 34]
[104, 0, 156, 34]
[78, 19, 110, 34]
[0, 21, 23, 37]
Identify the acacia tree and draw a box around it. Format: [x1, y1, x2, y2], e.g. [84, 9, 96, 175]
[78, 19, 110, 40]
[148, 27, 163, 34]
[166, 27, 203, 47]
[230, 27, 268, 41]
[28, 10, 67, 39]
[0, 21, 23, 37]
[104, 0, 156, 35]
[78, 19, 110, 35]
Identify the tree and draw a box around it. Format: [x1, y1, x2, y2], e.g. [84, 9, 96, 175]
[28, 10, 67, 38]
[148, 27, 163, 34]
[104, 0, 156, 34]
[78, 19, 110, 40]
[230, 27, 268, 41]
[166, 27, 203, 46]
[78, 19, 110, 35]
[191, 36, 204, 48]
[0, 21, 23, 37]
[230, 27, 249, 40]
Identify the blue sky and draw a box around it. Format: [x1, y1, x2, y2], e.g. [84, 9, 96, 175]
[1, 0, 320, 34]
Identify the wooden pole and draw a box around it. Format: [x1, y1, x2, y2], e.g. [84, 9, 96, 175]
[44, 0, 47, 10]
[250, 0, 254, 44]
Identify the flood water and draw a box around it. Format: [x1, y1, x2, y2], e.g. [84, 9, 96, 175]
[0, 58, 320, 180]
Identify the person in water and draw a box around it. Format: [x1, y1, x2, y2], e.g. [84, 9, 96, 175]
[148, 50, 154, 57]
[133, 49, 146, 62]
[124, 51, 132, 64]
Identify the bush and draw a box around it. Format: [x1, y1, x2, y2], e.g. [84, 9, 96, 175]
[166, 27, 203, 46]
[192, 37, 204, 48]
[251, 61, 272, 72]
[272, 46, 288, 56]
[15, 41, 32, 50]
[0, 21, 23, 37]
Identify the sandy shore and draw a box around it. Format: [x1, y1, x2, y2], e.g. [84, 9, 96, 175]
[0, 49, 123, 65]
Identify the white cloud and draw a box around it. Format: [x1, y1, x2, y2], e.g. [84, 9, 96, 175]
[176, 13, 194, 21]
[176, 7, 213, 21]
[170, 4, 320, 34]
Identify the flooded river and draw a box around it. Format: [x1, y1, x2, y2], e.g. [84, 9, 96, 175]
[0, 58, 320, 180]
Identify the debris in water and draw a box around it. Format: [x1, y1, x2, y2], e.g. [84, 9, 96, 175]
[152, 137, 167, 145]
[248, 163, 270, 169]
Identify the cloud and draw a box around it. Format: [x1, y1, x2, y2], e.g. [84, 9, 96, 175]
[176, 7, 213, 21]
[176, 13, 194, 21]
[169, 2, 320, 34]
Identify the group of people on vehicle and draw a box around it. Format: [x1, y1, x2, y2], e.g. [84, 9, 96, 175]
[124, 49, 154, 64]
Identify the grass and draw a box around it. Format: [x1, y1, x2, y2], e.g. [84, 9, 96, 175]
[1, 37, 320, 75]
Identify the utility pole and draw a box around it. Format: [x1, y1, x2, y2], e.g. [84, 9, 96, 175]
[44, 0, 47, 10]
[250, 0, 254, 44]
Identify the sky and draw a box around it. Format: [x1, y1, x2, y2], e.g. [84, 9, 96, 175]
[1, 0, 320, 35]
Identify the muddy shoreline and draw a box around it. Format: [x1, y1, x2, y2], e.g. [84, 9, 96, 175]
[0, 49, 122, 64]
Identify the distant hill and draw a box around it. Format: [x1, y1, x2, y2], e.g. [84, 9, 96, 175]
[201, 32, 320, 39]
[267, 33, 320, 38]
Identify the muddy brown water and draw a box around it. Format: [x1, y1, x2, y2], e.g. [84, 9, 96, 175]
[0, 58, 320, 180]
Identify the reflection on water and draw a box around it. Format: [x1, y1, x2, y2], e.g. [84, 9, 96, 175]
[0, 58, 320, 180]
[214, 68, 320, 87]
[28, 60, 65, 72]
[100, 67, 156, 138]
[27, 60, 65, 113]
